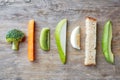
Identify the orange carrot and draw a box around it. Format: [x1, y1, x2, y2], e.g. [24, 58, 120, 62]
[28, 19, 35, 61]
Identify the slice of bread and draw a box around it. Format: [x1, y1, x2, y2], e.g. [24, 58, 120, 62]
[84, 17, 97, 66]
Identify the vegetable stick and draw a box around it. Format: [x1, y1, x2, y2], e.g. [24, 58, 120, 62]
[28, 19, 35, 61]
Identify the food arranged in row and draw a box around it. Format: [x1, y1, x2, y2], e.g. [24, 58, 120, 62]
[102, 21, 114, 64]
[85, 17, 97, 66]
[70, 26, 80, 50]
[28, 20, 35, 61]
[6, 29, 25, 50]
[5, 17, 114, 65]
[40, 28, 50, 51]
[55, 19, 67, 64]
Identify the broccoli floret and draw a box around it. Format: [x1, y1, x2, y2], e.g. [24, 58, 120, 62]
[6, 29, 25, 51]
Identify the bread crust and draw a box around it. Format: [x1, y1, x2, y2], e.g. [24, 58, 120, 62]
[86, 17, 97, 21]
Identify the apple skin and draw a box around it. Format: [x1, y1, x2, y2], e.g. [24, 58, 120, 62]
[55, 19, 67, 64]
[40, 28, 50, 51]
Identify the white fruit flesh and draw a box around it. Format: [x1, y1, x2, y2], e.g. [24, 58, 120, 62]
[70, 26, 80, 49]
[60, 23, 66, 56]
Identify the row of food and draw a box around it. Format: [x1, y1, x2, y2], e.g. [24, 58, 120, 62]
[6, 17, 114, 65]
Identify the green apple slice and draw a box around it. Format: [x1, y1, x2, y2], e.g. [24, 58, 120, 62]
[55, 19, 67, 64]
[70, 26, 80, 49]
[40, 28, 50, 51]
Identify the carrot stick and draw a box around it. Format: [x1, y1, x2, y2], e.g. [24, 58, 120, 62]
[28, 19, 35, 61]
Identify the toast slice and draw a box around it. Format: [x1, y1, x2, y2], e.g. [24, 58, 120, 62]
[84, 17, 97, 66]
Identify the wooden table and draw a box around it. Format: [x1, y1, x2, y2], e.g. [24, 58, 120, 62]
[0, 0, 120, 80]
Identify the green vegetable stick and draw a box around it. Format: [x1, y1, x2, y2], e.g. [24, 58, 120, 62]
[102, 21, 114, 64]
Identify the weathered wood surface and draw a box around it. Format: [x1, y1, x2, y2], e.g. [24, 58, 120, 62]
[0, 0, 120, 80]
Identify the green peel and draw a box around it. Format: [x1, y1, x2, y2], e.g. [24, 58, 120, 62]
[102, 21, 114, 64]
[55, 19, 67, 64]
[40, 28, 50, 51]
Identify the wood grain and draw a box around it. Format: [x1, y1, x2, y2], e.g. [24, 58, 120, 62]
[0, 0, 120, 80]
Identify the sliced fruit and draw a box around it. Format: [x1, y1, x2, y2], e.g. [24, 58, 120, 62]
[102, 21, 114, 64]
[55, 19, 67, 64]
[70, 26, 80, 49]
[40, 28, 50, 51]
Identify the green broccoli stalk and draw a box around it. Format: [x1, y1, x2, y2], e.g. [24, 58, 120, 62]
[6, 29, 25, 51]
[12, 41, 19, 50]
